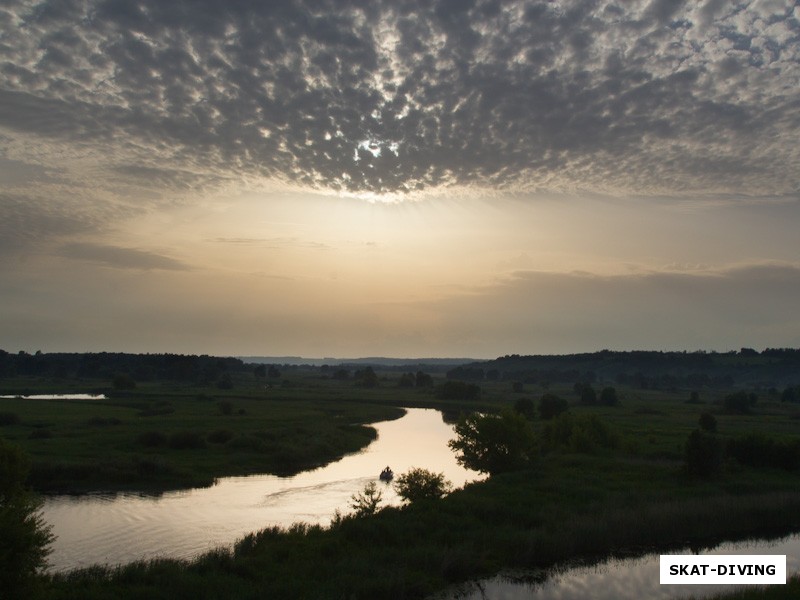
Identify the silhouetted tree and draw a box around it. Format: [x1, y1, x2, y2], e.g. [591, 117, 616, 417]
[253, 364, 266, 378]
[449, 409, 536, 475]
[539, 393, 569, 420]
[349, 481, 382, 517]
[724, 391, 757, 414]
[0, 439, 53, 596]
[415, 371, 434, 388]
[513, 397, 536, 420]
[394, 468, 452, 504]
[698, 412, 717, 433]
[685, 430, 724, 479]
[600, 387, 618, 406]
[398, 372, 415, 388]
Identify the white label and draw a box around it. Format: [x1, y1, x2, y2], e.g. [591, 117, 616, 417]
[660, 555, 786, 584]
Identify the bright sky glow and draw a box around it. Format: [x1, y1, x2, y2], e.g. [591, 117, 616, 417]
[1, 0, 799, 357]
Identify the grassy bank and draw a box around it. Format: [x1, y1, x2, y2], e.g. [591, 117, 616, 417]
[0, 377, 404, 492]
[39, 453, 800, 599]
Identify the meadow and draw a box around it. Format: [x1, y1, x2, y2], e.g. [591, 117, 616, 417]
[3, 361, 800, 598]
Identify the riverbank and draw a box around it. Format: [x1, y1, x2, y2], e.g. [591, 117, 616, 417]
[0, 381, 405, 493]
[40, 453, 800, 599]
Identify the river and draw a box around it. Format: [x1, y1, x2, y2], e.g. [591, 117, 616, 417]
[42, 407, 481, 572]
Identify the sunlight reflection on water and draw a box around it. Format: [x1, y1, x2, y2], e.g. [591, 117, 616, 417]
[438, 535, 800, 600]
[42, 408, 483, 572]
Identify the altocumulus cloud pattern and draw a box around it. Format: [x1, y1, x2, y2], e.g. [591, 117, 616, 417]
[1, 0, 799, 198]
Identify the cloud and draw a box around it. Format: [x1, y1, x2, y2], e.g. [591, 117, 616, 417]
[0, 0, 797, 198]
[57, 242, 190, 270]
[427, 263, 800, 354]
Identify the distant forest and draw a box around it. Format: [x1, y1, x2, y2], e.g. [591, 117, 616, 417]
[2, 348, 800, 391]
[451, 348, 800, 390]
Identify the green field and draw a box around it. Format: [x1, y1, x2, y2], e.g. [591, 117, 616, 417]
[3, 366, 800, 598]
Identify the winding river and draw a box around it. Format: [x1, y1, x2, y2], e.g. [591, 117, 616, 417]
[42, 407, 481, 572]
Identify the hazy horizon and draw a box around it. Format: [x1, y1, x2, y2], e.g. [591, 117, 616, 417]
[2, 1, 799, 358]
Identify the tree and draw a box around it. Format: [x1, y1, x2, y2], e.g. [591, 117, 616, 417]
[397, 372, 415, 388]
[513, 397, 536, 420]
[394, 468, 452, 504]
[539, 393, 569, 420]
[574, 382, 597, 405]
[600, 387, 619, 406]
[415, 371, 433, 388]
[0, 439, 53, 596]
[448, 409, 537, 475]
[698, 412, 717, 433]
[253, 364, 266, 379]
[684, 430, 724, 479]
[349, 481, 383, 517]
[724, 391, 757, 414]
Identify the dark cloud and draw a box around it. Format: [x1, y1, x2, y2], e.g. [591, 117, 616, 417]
[57, 242, 190, 270]
[1, 0, 798, 197]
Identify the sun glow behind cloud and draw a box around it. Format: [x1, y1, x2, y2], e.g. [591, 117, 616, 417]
[1, 0, 799, 355]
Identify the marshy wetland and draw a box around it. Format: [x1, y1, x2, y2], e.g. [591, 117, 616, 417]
[3, 350, 800, 599]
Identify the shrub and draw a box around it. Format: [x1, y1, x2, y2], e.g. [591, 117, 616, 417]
[685, 430, 724, 479]
[0, 439, 53, 597]
[394, 468, 452, 504]
[539, 394, 569, 420]
[723, 391, 757, 414]
[542, 413, 618, 454]
[698, 412, 717, 433]
[207, 429, 234, 444]
[600, 387, 619, 406]
[168, 431, 205, 450]
[513, 397, 536, 420]
[137, 431, 167, 447]
[726, 434, 800, 471]
[349, 481, 382, 517]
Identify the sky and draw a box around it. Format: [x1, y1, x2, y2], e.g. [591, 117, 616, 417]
[1, 0, 800, 358]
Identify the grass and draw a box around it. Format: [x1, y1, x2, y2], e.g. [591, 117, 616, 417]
[0, 373, 406, 492]
[5, 370, 800, 598]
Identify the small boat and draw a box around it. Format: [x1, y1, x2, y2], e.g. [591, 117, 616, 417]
[379, 467, 394, 481]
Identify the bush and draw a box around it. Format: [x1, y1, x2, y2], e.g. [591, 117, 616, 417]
[685, 430, 724, 479]
[168, 431, 206, 450]
[724, 391, 757, 414]
[207, 429, 234, 444]
[539, 394, 568, 420]
[698, 412, 717, 433]
[136, 431, 167, 447]
[394, 468, 452, 504]
[726, 434, 800, 471]
[349, 481, 382, 517]
[513, 397, 536, 420]
[600, 387, 619, 406]
[0, 439, 53, 597]
[542, 413, 618, 454]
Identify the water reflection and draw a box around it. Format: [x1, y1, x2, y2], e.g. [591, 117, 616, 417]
[440, 535, 800, 600]
[43, 408, 483, 572]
